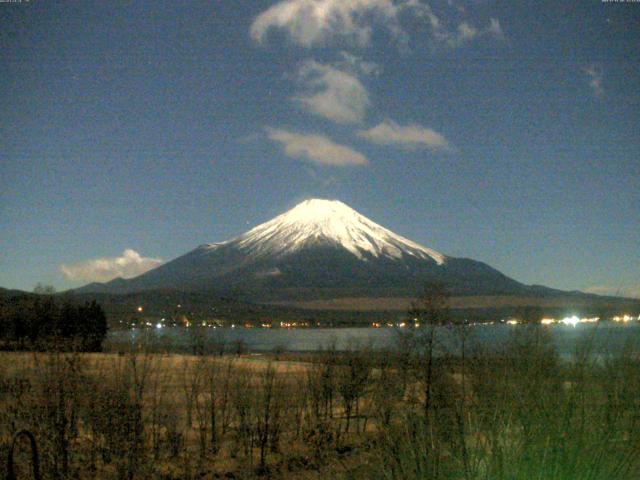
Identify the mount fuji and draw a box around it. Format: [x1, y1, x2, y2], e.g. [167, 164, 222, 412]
[77, 199, 540, 300]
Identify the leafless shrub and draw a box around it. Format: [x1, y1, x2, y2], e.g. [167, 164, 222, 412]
[336, 347, 371, 436]
[252, 363, 285, 471]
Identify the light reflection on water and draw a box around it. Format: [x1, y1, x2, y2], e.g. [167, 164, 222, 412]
[108, 323, 640, 357]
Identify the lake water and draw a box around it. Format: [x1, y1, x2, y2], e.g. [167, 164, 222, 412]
[108, 322, 640, 358]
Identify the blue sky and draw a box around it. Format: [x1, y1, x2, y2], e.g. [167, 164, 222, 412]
[1, 0, 639, 297]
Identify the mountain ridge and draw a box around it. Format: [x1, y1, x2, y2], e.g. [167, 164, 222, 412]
[73, 199, 595, 302]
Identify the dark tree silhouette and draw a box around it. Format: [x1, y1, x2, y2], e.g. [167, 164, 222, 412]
[0, 294, 108, 351]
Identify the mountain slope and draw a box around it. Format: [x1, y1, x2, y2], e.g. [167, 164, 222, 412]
[76, 199, 534, 299]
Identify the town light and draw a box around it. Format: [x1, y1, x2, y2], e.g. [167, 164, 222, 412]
[560, 316, 580, 327]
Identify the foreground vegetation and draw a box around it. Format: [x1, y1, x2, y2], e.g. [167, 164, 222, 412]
[2, 324, 640, 480]
[0, 290, 108, 352]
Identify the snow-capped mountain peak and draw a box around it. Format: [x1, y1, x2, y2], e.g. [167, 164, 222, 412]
[76, 198, 535, 298]
[228, 199, 445, 264]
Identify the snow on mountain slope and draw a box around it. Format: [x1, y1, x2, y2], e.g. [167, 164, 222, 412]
[204, 199, 446, 264]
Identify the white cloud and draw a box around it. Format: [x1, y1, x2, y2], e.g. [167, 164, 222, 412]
[457, 22, 478, 41]
[487, 18, 503, 36]
[358, 120, 451, 150]
[60, 249, 163, 283]
[337, 51, 381, 76]
[584, 285, 640, 299]
[294, 60, 371, 124]
[582, 65, 604, 97]
[445, 18, 502, 47]
[267, 128, 368, 166]
[250, 0, 504, 50]
[250, 0, 415, 48]
[407, 2, 502, 48]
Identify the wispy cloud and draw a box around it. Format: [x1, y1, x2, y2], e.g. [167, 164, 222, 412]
[443, 18, 503, 47]
[582, 64, 604, 97]
[60, 249, 163, 283]
[487, 18, 503, 36]
[358, 120, 451, 150]
[585, 284, 640, 299]
[250, 0, 417, 48]
[267, 128, 368, 166]
[294, 60, 371, 124]
[412, 2, 503, 48]
[337, 51, 381, 76]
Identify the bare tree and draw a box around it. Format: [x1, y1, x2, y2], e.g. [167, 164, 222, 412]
[336, 348, 371, 435]
[408, 282, 451, 425]
[253, 363, 284, 471]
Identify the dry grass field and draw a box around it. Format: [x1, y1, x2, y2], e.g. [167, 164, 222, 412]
[2, 327, 640, 479]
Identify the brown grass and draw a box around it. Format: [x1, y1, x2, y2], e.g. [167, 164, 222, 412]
[2, 332, 639, 480]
